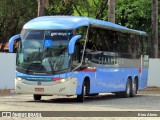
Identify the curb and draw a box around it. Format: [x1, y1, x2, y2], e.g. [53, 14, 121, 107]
[144, 87, 160, 91]
[0, 89, 15, 95]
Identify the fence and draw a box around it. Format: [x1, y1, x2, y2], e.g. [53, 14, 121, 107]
[148, 58, 160, 87]
[0, 53, 160, 90]
[0, 53, 16, 89]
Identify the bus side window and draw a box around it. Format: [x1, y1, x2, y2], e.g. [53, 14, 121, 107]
[131, 35, 137, 54]
[138, 36, 143, 55]
[143, 36, 149, 55]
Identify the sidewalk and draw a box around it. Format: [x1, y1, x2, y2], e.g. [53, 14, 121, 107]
[144, 87, 160, 91]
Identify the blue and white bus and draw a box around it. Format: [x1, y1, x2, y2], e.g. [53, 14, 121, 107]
[9, 16, 149, 102]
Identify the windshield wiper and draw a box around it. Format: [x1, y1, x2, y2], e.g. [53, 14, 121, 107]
[41, 48, 55, 74]
[47, 57, 55, 74]
[28, 47, 41, 62]
[25, 47, 43, 72]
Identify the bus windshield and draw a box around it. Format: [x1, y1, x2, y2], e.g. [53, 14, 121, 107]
[17, 30, 73, 75]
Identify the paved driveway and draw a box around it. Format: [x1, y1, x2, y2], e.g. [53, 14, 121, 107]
[0, 90, 159, 120]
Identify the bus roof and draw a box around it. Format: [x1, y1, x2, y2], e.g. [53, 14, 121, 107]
[23, 16, 147, 36]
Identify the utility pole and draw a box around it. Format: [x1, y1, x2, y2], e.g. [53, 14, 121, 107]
[151, 0, 158, 58]
[108, 0, 116, 23]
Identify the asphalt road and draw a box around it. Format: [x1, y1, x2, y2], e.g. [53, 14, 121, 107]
[0, 90, 160, 120]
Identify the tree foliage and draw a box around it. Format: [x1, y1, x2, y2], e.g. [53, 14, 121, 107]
[0, 0, 37, 51]
[46, 0, 74, 15]
[116, 0, 151, 32]
[46, 0, 152, 34]
[46, 0, 108, 20]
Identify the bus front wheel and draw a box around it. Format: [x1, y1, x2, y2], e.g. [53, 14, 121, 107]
[77, 81, 86, 102]
[33, 94, 41, 100]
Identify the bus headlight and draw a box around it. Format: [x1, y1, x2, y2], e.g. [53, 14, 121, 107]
[60, 79, 66, 83]
[16, 77, 24, 81]
[52, 76, 74, 83]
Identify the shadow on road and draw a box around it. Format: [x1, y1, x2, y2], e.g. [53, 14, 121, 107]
[27, 93, 142, 104]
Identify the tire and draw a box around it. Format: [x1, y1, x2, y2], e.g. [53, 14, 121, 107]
[122, 79, 132, 98]
[131, 80, 137, 97]
[33, 95, 41, 100]
[77, 81, 86, 102]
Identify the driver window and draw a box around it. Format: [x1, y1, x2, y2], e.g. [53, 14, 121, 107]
[72, 42, 80, 67]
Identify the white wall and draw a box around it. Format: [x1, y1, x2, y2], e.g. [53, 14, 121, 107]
[0, 53, 160, 89]
[0, 53, 16, 89]
[148, 58, 160, 87]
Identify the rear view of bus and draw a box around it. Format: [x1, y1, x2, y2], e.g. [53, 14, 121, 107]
[9, 16, 149, 102]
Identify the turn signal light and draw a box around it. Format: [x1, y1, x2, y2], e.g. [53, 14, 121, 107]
[52, 78, 62, 81]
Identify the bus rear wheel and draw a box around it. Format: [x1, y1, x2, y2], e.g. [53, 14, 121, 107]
[116, 79, 132, 98]
[33, 95, 41, 100]
[122, 79, 132, 98]
[131, 80, 137, 97]
[77, 81, 86, 102]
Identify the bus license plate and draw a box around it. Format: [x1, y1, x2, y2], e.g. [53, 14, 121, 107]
[35, 88, 44, 92]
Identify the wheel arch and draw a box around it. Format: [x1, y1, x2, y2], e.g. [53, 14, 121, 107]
[83, 76, 90, 95]
[128, 76, 132, 83]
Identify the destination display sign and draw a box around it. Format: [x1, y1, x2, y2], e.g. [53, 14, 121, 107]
[45, 30, 73, 41]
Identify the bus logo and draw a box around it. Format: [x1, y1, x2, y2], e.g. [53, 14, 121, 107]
[37, 81, 41, 85]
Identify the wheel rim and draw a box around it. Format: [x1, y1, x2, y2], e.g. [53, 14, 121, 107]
[126, 81, 130, 95]
[80, 83, 86, 102]
[83, 84, 86, 96]
[77, 82, 87, 102]
[133, 83, 136, 94]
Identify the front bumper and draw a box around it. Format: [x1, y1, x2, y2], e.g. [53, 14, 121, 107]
[15, 77, 77, 95]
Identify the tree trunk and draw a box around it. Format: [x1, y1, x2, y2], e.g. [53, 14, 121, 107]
[151, 0, 158, 58]
[64, 0, 69, 4]
[108, 0, 116, 23]
[37, 0, 49, 17]
[44, 0, 49, 8]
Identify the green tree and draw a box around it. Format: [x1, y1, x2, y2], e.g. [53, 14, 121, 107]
[73, 0, 108, 20]
[46, 0, 108, 20]
[116, 0, 151, 31]
[46, 0, 74, 15]
[0, 0, 37, 52]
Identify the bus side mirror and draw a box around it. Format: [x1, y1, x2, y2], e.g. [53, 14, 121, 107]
[9, 34, 20, 52]
[68, 35, 82, 54]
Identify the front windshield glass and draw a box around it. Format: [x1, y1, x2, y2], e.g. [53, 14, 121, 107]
[17, 30, 73, 74]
